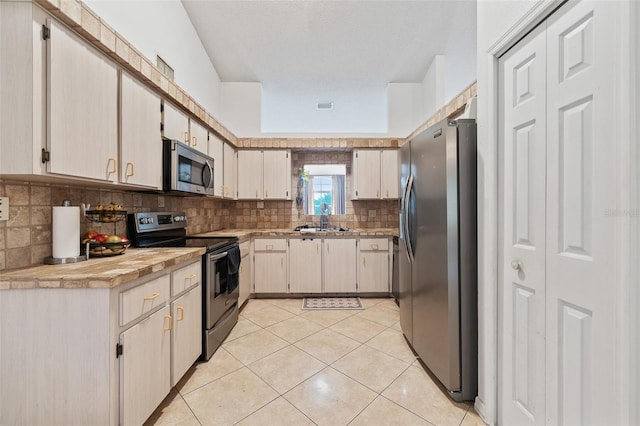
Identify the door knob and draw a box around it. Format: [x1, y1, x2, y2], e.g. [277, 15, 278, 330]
[511, 260, 523, 271]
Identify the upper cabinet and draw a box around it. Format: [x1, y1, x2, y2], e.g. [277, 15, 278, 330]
[162, 101, 189, 144]
[209, 132, 224, 197]
[48, 19, 119, 181]
[189, 119, 208, 156]
[352, 149, 399, 200]
[237, 150, 290, 200]
[223, 143, 238, 200]
[120, 72, 162, 189]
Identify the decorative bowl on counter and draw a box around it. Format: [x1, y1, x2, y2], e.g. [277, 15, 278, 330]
[88, 241, 131, 257]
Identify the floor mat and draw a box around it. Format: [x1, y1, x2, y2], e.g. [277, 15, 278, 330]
[302, 297, 363, 310]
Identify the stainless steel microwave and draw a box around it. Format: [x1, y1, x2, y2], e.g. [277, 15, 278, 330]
[162, 138, 215, 196]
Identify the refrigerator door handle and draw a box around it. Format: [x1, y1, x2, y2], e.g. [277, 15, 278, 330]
[405, 175, 415, 261]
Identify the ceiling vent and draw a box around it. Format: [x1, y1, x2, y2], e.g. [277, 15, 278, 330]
[316, 102, 333, 110]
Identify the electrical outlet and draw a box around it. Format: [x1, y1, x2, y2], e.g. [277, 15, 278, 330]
[0, 197, 8, 221]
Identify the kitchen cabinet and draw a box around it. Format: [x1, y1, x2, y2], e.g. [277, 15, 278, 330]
[163, 101, 189, 144]
[289, 238, 322, 293]
[119, 305, 171, 426]
[223, 143, 238, 199]
[189, 119, 209, 156]
[209, 132, 224, 197]
[263, 150, 291, 200]
[238, 240, 252, 306]
[323, 238, 357, 293]
[171, 284, 202, 386]
[48, 19, 119, 181]
[120, 71, 162, 189]
[237, 150, 291, 200]
[352, 150, 399, 200]
[381, 150, 399, 199]
[357, 238, 390, 293]
[237, 150, 263, 199]
[254, 238, 288, 293]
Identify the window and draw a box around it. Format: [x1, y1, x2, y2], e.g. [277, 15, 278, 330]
[156, 55, 174, 81]
[303, 164, 346, 215]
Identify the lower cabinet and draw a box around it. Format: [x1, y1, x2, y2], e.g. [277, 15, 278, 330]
[238, 240, 252, 306]
[289, 238, 322, 293]
[254, 239, 288, 293]
[323, 238, 357, 293]
[119, 305, 171, 426]
[358, 238, 390, 293]
[171, 284, 202, 386]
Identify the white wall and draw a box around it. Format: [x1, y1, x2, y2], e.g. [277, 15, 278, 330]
[387, 83, 424, 137]
[422, 55, 446, 121]
[84, 0, 222, 117]
[476, 1, 555, 424]
[444, 1, 477, 104]
[219, 83, 262, 137]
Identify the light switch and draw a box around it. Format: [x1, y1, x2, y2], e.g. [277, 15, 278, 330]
[0, 197, 8, 221]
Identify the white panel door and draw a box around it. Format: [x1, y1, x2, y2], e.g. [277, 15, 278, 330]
[498, 23, 547, 426]
[120, 306, 171, 426]
[381, 150, 399, 199]
[189, 119, 208, 155]
[209, 133, 224, 197]
[171, 284, 202, 386]
[263, 150, 291, 200]
[545, 2, 617, 424]
[223, 143, 237, 199]
[163, 101, 189, 143]
[289, 238, 322, 293]
[358, 251, 389, 293]
[254, 252, 288, 293]
[121, 72, 162, 189]
[323, 239, 357, 293]
[353, 150, 381, 199]
[47, 19, 118, 181]
[237, 150, 263, 199]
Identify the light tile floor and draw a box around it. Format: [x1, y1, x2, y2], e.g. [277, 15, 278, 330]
[145, 298, 486, 426]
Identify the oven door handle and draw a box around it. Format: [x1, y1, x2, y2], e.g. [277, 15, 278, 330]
[208, 251, 228, 261]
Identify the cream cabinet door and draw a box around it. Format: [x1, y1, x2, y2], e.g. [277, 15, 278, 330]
[171, 284, 202, 386]
[237, 150, 263, 199]
[209, 132, 224, 197]
[163, 101, 189, 143]
[352, 150, 381, 199]
[289, 238, 322, 293]
[381, 150, 399, 199]
[254, 251, 288, 293]
[120, 72, 162, 189]
[189, 119, 208, 156]
[120, 305, 171, 426]
[223, 143, 238, 199]
[263, 150, 291, 200]
[323, 239, 357, 293]
[358, 240, 390, 293]
[47, 19, 118, 181]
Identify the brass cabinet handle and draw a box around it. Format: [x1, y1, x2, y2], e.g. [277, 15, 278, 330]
[376, 189, 379, 198]
[184, 131, 189, 143]
[280, 257, 283, 267]
[192, 136, 197, 147]
[185, 273, 196, 281]
[386, 190, 389, 197]
[266, 244, 274, 250]
[144, 292, 159, 301]
[125, 162, 134, 178]
[363, 256, 366, 267]
[371, 244, 379, 250]
[164, 315, 173, 331]
[327, 242, 330, 253]
[177, 306, 184, 321]
[317, 243, 319, 254]
[255, 190, 259, 198]
[107, 158, 117, 177]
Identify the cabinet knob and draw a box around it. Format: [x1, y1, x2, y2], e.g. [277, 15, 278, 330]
[511, 260, 523, 271]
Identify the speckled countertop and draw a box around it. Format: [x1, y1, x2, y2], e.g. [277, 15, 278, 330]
[193, 228, 399, 239]
[0, 247, 205, 290]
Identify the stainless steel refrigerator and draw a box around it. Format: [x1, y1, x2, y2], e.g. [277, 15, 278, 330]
[398, 118, 477, 401]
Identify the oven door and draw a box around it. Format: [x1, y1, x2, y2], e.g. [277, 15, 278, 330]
[163, 139, 214, 195]
[204, 249, 239, 329]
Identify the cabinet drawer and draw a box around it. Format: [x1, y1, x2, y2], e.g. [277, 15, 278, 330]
[120, 275, 171, 326]
[172, 260, 201, 295]
[239, 241, 250, 257]
[254, 238, 287, 251]
[360, 238, 389, 251]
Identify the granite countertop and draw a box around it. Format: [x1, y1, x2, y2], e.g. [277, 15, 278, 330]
[0, 247, 206, 290]
[193, 228, 399, 239]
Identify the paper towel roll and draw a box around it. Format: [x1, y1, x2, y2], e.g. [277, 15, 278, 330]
[52, 205, 80, 258]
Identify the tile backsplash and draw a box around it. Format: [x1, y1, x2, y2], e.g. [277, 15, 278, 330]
[0, 153, 399, 270]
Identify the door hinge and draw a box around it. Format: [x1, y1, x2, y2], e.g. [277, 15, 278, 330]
[41, 148, 50, 164]
[355, 152, 358, 158]
[286, 152, 289, 158]
[286, 191, 289, 197]
[356, 190, 358, 197]
[160, 103, 164, 113]
[116, 343, 123, 358]
[42, 25, 50, 40]
[160, 123, 164, 132]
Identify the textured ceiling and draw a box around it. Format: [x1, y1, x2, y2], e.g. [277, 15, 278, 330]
[181, 0, 477, 91]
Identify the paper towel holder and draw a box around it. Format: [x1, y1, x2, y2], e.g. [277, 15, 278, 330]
[44, 200, 89, 265]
